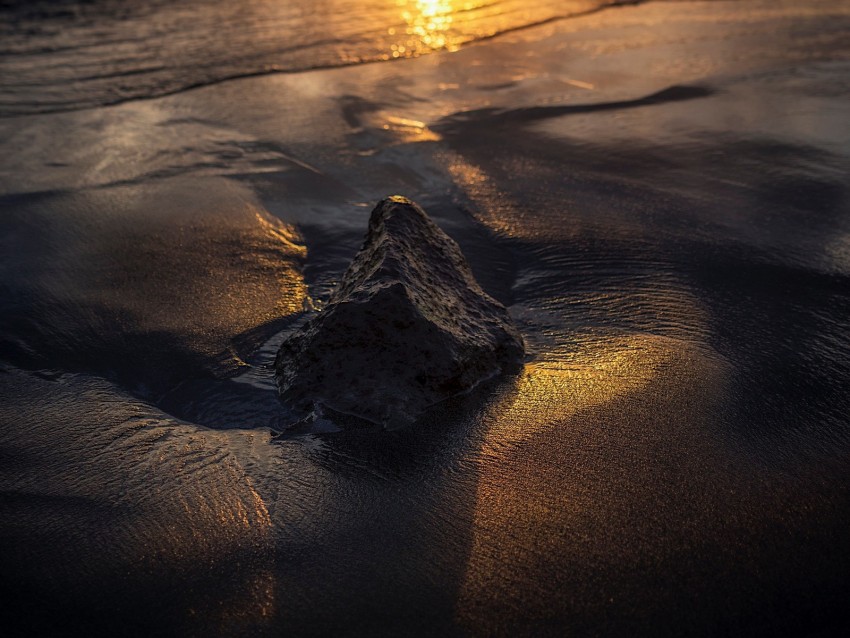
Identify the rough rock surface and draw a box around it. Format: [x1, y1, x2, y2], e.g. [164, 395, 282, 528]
[275, 196, 524, 427]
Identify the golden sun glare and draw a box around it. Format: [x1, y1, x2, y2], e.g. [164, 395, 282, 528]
[389, 0, 464, 58]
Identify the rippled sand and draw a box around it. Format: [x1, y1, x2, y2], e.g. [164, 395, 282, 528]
[2, 1, 850, 635]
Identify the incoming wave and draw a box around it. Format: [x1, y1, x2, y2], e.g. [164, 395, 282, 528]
[0, 0, 644, 116]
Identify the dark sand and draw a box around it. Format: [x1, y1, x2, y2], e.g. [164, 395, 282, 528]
[1, 1, 850, 635]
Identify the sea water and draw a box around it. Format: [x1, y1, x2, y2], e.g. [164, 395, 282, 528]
[1, 1, 850, 635]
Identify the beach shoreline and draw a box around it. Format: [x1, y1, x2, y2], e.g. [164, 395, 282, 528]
[2, 1, 850, 635]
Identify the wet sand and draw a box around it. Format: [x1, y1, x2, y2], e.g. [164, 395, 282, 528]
[1, 1, 850, 635]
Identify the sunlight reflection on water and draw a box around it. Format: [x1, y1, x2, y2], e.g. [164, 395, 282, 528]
[458, 334, 731, 633]
[391, 0, 463, 58]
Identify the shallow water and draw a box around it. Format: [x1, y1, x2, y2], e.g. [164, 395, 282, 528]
[2, 0, 850, 636]
[0, 0, 627, 115]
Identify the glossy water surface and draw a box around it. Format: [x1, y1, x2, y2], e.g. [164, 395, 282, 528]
[1, 1, 850, 636]
[1, 0, 626, 115]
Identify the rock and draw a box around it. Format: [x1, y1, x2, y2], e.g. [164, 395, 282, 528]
[275, 196, 524, 427]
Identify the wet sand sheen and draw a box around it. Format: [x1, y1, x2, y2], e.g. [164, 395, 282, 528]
[458, 337, 849, 635]
[458, 335, 729, 633]
[1, 0, 850, 635]
[0, 178, 309, 394]
[0, 370, 277, 636]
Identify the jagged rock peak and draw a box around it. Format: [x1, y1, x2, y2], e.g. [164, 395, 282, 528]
[275, 196, 524, 427]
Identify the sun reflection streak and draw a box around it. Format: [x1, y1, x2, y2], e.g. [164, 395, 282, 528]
[390, 0, 466, 58]
[457, 334, 730, 632]
[476, 334, 668, 458]
[383, 114, 442, 142]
